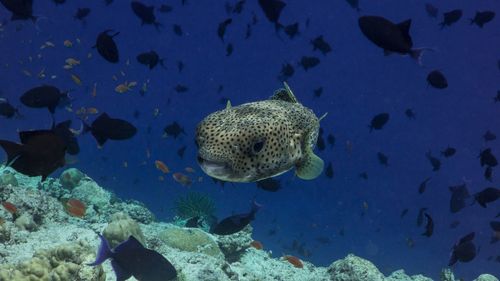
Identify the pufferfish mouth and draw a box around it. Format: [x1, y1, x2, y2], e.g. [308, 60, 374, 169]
[197, 156, 232, 178]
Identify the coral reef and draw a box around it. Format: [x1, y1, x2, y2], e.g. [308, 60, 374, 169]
[174, 191, 216, 220]
[0, 167, 497, 281]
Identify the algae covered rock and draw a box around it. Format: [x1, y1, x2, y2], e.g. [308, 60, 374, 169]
[386, 269, 433, 281]
[0, 171, 18, 186]
[59, 168, 85, 190]
[215, 224, 253, 262]
[327, 254, 384, 281]
[474, 274, 499, 281]
[71, 180, 111, 211]
[14, 213, 38, 231]
[440, 268, 456, 281]
[159, 225, 223, 258]
[102, 212, 146, 248]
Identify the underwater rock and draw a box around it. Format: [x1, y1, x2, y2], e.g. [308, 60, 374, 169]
[474, 274, 499, 281]
[102, 212, 146, 248]
[0, 241, 105, 281]
[0, 170, 18, 186]
[111, 200, 156, 224]
[215, 224, 254, 262]
[0, 223, 11, 243]
[440, 268, 456, 281]
[59, 168, 85, 190]
[71, 180, 111, 212]
[386, 269, 433, 281]
[14, 213, 38, 231]
[159, 225, 223, 258]
[327, 254, 385, 281]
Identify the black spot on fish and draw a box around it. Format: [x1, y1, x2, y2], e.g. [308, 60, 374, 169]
[440, 9, 462, 28]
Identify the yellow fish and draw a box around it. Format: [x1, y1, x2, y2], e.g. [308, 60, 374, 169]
[71, 74, 82, 86]
[65, 58, 80, 66]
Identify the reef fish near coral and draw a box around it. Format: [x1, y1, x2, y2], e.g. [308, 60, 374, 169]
[83, 112, 137, 146]
[196, 82, 326, 182]
[212, 200, 261, 235]
[89, 234, 177, 281]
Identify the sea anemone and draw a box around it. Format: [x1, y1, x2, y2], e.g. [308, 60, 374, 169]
[173, 192, 215, 220]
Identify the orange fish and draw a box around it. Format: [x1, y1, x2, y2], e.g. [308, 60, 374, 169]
[86, 107, 99, 114]
[283, 255, 303, 268]
[155, 160, 170, 174]
[172, 172, 192, 187]
[64, 199, 86, 218]
[1, 201, 17, 214]
[250, 240, 263, 250]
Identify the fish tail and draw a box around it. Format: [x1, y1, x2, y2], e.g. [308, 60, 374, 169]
[87, 234, 112, 266]
[410, 47, 433, 66]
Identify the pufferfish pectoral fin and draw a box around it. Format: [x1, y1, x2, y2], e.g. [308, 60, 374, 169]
[295, 148, 324, 180]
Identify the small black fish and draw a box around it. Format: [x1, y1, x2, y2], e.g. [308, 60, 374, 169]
[226, 43, 233, 56]
[421, 213, 434, 237]
[89, 235, 177, 281]
[0, 0, 36, 21]
[480, 148, 498, 167]
[450, 220, 460, 229]
[258, 0, 285, 27]
[299, 56, 320, 71]
[278, 62, 294, 81]
[0, 130, 66, 181]
[377, 152, 389, 167]
[400, 208, 409, 218]
[131, 1, 161, 28]
[449, 184, 470, 213]
[327, 134, 335, 147]
[418, 177, 431, 194]
[313, 87, 323, 98]
[245, 23, 252, 39]
[163, 122, 185, 139]
[427, 70, 448, 89]
[158, 4, 173, 13]
[440, 9, 462, 28]
[173, 24, 183, 36]
[469, 11, 495, 28]
[136, 51, 165, 70]
[441, 147, 456, 158]
[311, 35, 331, 55]
[417, 207, 427, 226]
[232, 0, 245, 14]
[74, 7, 90, 22]
[83, 113, 137, 146]
[405, 108, 415, 119]
[474, 187, 500, 208]
[256, 178, 281, 192]
[20, 85, 70, 114]
[174, 84, 188, 93]
[358, 16, 426, 62]
[217, 18, 232, 41]
[359, 172, 368, 179]
[483, 130, 496, 142]
[94, 29, 120, 63]
[345, 0, 360, 12]
[425, 3, 438, 18]
[484, 166, 493, 182]
[177, 61, 184, 73]
[426, 151, 441, 171]
[177, 145, 187, 158]
[325, 162, 333, 178]
[212, 201, 261, 235]
[369, 113, 389, 131]
[0, 98, 19, 118]
[449, 232, 476, 266]
[284, 22, 299, 39]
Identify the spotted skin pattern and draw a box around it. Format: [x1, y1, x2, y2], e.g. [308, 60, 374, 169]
[196, 85, 321, 182]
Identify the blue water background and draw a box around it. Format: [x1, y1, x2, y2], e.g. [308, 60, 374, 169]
[0, 0, 499, 280]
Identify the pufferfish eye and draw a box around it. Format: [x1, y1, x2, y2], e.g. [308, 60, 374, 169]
[252, 140, 265, 154]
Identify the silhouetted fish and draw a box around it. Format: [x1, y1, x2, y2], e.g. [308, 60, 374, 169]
[469, 11, 495, 28]
[94, 30, 120, 63]
[278, 62, 294, 81]
[405, 108, 415, 119]
[299, 56, 320, 71]
[313, 87, 323, 98]
[84, 113, 137, 146]
[377, 152, 389, 167]
[449, 232, 476, 266]
[136, 51, 164, 70]
[89, 235, 177, 281]
[483, 130, 496, 142]
[163, 122, 185, 139]
[256, 178, 281, 192]
[421, 213, 434, 237]
[426, 151, 441, 171]
[427, 70, 448, 89]
[0, 98, 19, 118]
[74, 7, 90, 22]
[449, 184, 470, 213]
[418, 177, 431, 194]
[345, 0, 360, 11]
[52, 120, 80, 155]
[217, 18, 232, 42]
[440, 9, 462, 28]
[311, 35, 331, 55]
[0, 0, 36, 21]
[258, 0, 286, 27]
[425, 3, 438, 18]
[474, 187, 500, 208]
[131, 1, 161, 28]
[369, 113, 389, 131]
[325, 162, 333, 178]
[358, 16, 426, 62]
[480, 148, 498, 167]
[484, 166, 493, 182]
[284, 22, 299, 39]
[20, 85, 70, 114]
[226, 43, 233, 56]
[0, 130, 66, 181]
[441, 147, 456, 158]
[212, 201, 261, 235]
[417, 207, 427, 226]
[174, 84, 188, 93]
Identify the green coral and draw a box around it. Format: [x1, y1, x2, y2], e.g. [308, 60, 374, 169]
[173, 192, 215, 220]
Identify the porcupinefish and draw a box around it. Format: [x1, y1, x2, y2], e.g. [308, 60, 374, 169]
[195, 82, 326, 182]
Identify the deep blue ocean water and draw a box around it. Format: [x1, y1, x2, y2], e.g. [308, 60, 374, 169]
[0, 0, 499, 280]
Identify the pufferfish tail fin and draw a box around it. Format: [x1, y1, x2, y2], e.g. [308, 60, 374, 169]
[296, 147, 324, 180]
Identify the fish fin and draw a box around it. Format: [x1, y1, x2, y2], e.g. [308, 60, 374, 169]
[114, 236, 144, 253]
[111, 259, 132, 281]
[410, 47, 433, 65]
[0, 140, 23, 165]
[318, 112, 328, 122]
[19, 130, 52, 144]
[397, 19, 412, 35]
[296, 148, 324, 180]
[226, 100, 232, 110]
[92, 132, 108, 147]
[87, 234, 112, 266]
[270, 82, 298, 103]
